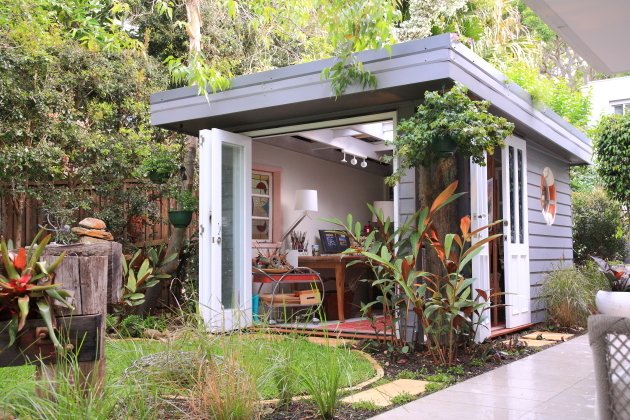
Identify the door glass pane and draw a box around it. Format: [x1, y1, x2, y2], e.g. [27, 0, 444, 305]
[221, 143, 243, 309]
[509, 146, 516, 243]
[517, 149, 524, 244]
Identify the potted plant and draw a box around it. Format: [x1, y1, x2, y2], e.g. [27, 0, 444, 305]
[0, 231, 73, 349]
[387, 83, 515, 185]
[140, 145, 179, 184]
[168, 190, 197, 228]
[592, 256, 630, 317]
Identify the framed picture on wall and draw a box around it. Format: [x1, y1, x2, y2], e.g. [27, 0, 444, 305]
[318, 230, 351, 254]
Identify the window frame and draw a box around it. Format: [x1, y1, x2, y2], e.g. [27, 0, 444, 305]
[251, 165, 282, 243]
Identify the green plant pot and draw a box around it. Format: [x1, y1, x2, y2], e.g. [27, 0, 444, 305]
[432, 135, 458, 154]
[168, 210, 193, 228]
[148, 170, 170, 184]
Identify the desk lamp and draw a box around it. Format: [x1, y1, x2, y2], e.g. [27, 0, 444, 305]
[280, 189, 318, 244]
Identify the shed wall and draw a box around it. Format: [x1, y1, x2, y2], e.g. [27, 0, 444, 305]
[526, 146, 574, 323]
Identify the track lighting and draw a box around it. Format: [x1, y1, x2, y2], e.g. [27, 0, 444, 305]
[360, 158, 367, 168]
[341, 152, 347, 163]
[350, 155, 358, 165]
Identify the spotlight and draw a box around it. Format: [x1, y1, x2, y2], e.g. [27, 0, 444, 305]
[341, 152, 347, 163]
[360, 158, 367, 168]
[351, 156, 357, 165]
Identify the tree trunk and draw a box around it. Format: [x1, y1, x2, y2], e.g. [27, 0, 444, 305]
[12, 192, 26, 248]
[417, 155, 459, 275]
[138, 0, 203, 315]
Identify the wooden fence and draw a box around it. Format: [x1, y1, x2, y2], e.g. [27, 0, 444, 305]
[0, 181, 197, 247]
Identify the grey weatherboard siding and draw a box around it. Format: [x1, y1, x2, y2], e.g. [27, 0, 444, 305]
[150, 33, 592, 324]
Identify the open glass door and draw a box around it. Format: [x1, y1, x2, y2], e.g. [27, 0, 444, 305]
[199, 129, 252, 331]
[470, 156, 491, 341]
[501, 136, 531, 328]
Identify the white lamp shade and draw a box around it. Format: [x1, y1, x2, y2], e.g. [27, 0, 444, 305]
[295, 189, 318, 212]
[372, 201, 394, 222]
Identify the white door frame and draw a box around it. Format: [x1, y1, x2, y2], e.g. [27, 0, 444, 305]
[470, 157, 491, 342]
[502, 136, 532, 328]
[199, 129, 252, 331]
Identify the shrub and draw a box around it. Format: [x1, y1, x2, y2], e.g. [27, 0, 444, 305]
[296, 350, 346, 420]
[190, 353, 260, 420]
[542, 264, 608, 328]
[572, 188, 625, 264]
[117, 314, 168, 338]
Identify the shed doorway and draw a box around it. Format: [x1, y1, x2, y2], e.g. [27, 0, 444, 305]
[199, 113, 397, 336]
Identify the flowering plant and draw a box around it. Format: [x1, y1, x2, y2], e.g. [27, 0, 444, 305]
[0, 231, 73, 348]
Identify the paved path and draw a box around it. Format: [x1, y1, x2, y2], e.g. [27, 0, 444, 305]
[370, 334, 596, 419]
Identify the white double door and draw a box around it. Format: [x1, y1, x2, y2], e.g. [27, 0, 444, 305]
[470, 136, 531, 341]
[199, 129, 253, 331]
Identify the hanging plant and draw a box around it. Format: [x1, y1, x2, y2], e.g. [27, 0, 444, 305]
[387, 83, 514, 185]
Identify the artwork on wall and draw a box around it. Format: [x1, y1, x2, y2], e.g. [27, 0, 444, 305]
[318, 230, 351, 254]
[540, 167, 557, 225]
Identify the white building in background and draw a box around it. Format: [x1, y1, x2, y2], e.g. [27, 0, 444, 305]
[585, 76, 630, 126]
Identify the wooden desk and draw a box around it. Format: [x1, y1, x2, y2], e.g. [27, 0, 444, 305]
[298, 255, 366, 322]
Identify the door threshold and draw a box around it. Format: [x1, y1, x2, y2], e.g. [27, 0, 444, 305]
[490, 322, 536, 338]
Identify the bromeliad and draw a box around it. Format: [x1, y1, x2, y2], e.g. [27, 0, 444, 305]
[0, 230, 73, 348]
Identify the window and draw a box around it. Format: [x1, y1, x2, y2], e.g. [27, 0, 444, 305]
[611, 100, 630, 115]
[252, 171, 273, 241]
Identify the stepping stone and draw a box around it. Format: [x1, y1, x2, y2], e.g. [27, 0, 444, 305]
[521, 331, 574, 341]
[341, 379, 428, 407]
[307, 337, 355, 347]
[519, 338, 555, 348]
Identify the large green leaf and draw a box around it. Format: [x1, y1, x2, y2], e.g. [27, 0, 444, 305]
[1, 239, 19, 280]
[17, 295, 29, 331]
[36, 300, 62, 349]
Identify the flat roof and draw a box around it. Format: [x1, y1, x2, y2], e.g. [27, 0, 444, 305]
[151, 34, 592, 164]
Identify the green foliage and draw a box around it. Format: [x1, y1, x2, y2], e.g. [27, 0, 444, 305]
[594, 114, 630, 212]
[117, 314, 168, 339]
[324, 181, 503, 365]
[350, 401, 380, 411]
[390, 391, 415, 405]
[173, 190, 198, 212]
[388, 84, 514, 184]
[0, 12, 182, 244]
[116, 247, 177, 313]
[0, 353, 152, 420]
[570, 165, 600, 193]
[542, 264, 608, 328]
[396, 369, 420, 380]
[424, 382, 447, 393]
[572, 188, 625, 263]
[502, 62, 591, 129]
[296, 349, 346, 420]
[424, 372, 454, 383]
[139, 143, 182, 182]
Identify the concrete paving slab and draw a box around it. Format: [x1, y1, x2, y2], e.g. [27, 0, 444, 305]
[521, 331, 575, 341]
[342, 379, 427, 407]
[519, 338, 555, 348]
[370, 334, 595, 420]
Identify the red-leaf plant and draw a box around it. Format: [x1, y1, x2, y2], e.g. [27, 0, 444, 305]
[323, 181, 503, 365]
[0, 231, 73, 349]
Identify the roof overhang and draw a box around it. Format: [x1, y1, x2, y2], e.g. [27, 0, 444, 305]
[525, 0, 630, 74]
[151, 33, 592, 164]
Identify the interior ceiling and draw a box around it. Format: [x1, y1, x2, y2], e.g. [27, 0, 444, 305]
[254, 121, 394, 177]
[525, 0, 630, 73]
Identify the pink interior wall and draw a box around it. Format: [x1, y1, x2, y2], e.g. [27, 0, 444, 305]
[252, 141, 387, 250]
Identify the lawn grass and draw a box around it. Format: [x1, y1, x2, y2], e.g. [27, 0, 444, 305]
[0, 333, 374, 401]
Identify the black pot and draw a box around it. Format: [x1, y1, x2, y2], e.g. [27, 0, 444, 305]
[168, 210, 193, 228]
